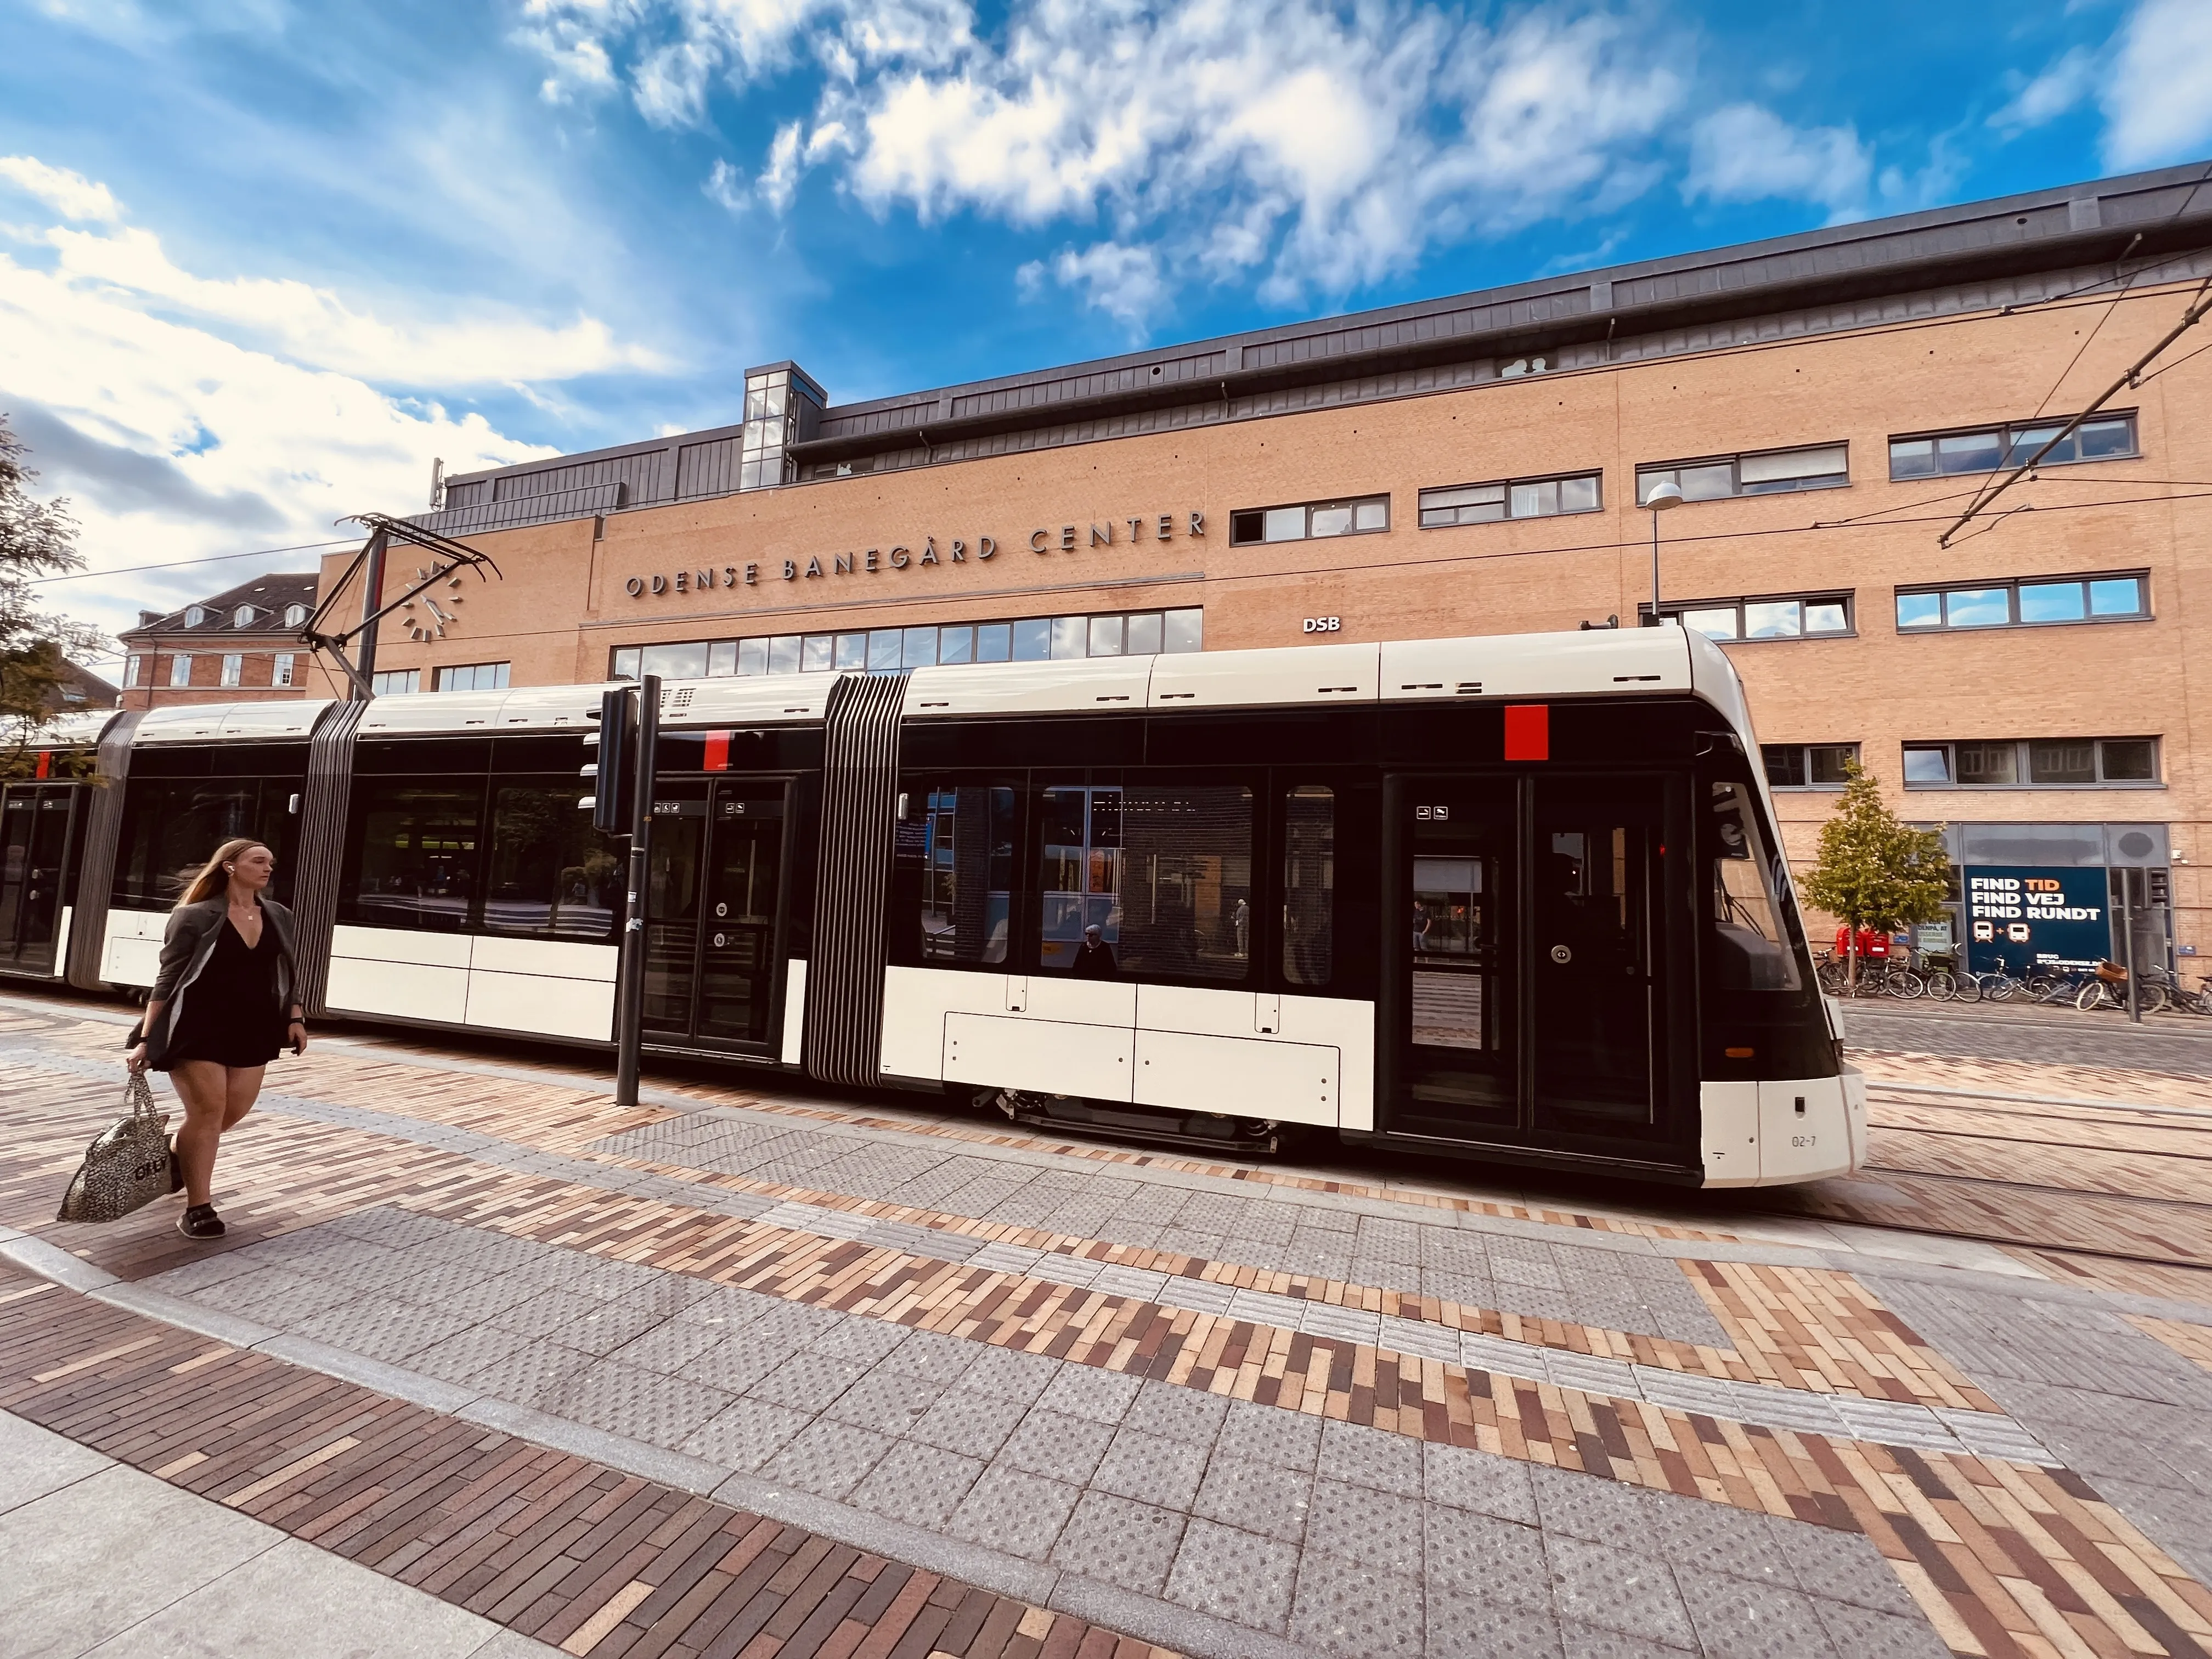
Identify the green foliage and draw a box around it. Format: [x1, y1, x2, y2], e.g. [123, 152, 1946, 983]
[1801, 759, 1951, 945]
[2, 412, 108, 763]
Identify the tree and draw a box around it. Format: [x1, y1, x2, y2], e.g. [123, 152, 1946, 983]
[1, 413, 109, 775]
[1801, 758, 1951, 988]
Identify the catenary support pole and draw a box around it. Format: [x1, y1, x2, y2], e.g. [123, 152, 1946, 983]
[352, 529, 387, 697]
[614, 676, 659, 1108]
[2121, 869, 2141, 1024]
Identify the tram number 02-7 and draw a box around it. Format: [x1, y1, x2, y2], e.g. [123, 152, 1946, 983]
[1791, 1135, 1818, 1148]
[1302, 616, 1341, 633]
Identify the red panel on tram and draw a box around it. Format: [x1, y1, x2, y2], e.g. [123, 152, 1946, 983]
[1502, 703, 1548, 761]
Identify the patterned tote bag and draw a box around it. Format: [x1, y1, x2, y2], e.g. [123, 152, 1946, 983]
[57, 1071, 174, 1223]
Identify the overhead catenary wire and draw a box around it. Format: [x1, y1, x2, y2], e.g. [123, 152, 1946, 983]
[30, 537, 360, 583]
[1936, 273, 2212, 547]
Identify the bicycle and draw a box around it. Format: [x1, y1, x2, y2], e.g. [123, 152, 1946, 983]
[2077, 962, 2173, 1015]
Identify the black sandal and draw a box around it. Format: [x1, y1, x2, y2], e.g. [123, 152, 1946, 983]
[178, 1204, 225, 1239]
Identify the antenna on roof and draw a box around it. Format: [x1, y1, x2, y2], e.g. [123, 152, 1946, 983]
[428, 458, 446, 511]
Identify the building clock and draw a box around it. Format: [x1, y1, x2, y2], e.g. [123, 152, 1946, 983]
[402, 569, 467, 642]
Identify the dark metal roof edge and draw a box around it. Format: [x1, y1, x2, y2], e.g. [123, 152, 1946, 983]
[811, 160, 2212, 419]
[445, 159, 2211, 487]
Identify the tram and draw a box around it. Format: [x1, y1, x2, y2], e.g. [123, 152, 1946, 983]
[9, 628, 1860, 1187]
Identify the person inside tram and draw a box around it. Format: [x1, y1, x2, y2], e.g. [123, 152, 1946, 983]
[1071, 922, 1117, 978]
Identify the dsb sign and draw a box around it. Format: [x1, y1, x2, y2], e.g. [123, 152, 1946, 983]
[1302, 616, 1342, 633]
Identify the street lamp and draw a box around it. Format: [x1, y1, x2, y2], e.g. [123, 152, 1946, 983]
[1641, 479, 1684, 625]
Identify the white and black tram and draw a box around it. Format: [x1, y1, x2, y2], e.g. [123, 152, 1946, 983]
[13, 628, 1863, 1187]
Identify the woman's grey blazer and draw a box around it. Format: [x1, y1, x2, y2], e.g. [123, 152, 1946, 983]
[135, 898, 301, 1066]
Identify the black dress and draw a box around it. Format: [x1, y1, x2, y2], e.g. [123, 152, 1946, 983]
[159, 913, 286, 1069]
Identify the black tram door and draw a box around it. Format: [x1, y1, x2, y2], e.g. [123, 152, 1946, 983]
[0, 785, 78, 972]
[641, 781, 788, 1049]
[1393, 780, 1520, 1136]
[1528, 775, 1666, 1136]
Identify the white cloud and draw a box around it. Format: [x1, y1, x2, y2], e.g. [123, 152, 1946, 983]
[704, 157, 749, 210]
[1989, 47, 2098, 135]
[758, 121, 805, 212]
[1685, 103, 1872, 221]
[2102, 0, 2212, 168]
[30, 219, 667, 386]
[0, 162, 578, 638]
[0, 155, 121, 222]
[1035, 241, 1167, 328]
[524, 0, 1685, 301]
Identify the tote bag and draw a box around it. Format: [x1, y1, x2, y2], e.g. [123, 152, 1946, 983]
[56, 1071, 173, 1223]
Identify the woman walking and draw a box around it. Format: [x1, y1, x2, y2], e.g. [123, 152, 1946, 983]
[126, 839, 306, 1239]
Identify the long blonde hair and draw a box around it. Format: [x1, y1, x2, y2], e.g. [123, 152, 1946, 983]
[177, 838, 267, 907]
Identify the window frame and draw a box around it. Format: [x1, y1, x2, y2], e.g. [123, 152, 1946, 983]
[1647, 591, 1855, 641]
[1417, 470, 1602, 529]
[168, 653, 193, 688]
[1228, 494, 1390, 546]
[436, 662, 512, 693]
[609, 607, 1204, 682]
[1893, 571, 2151, 634]
[339, 773, 490, 933]
[219, 653, 244, 688]
[1760, 743, 1861, 791]
[1635, 442, 1850, 505]
[1900, 738, 2163, 790]
[370, 669, 421, 696]
[272, 653, 296, 689]
[1887, 411, 2140, 481]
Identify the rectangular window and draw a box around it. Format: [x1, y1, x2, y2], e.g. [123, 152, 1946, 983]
[1230, 494, 1389, 544]
[1637, 443, 1848, 505]
[1762, 743, 1859, 789]
[272, 653, 296, 688]
[1418, 471, 1600, 528]
[1119, 786, 1252, 981]
[1889, 412, 2138, 479]
[370, 669, 420, 696]
[125, 653, 145, 689]
[896, 783, 1014, 965]
[1282, 786, 1334, 986]
[1894, 572, 2149, 631]
[110, 778, 297, 909]
[219, 654, 243, 688]
[169, 654, 193, 688]
[343, 780, 483, 930]
[1654, 593, 1853, 640]
[437, 662, 511, 692]
[1902, 738, 2160, 788]
[481, 783, 620, 940]
[1708, 782, 1802, 991]
[606, 608, 1206, 684]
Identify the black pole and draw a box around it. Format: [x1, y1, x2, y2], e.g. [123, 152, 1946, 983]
[2121, 868, 2141, 1024]
[614, 675, 659, 1108]
[353, 529, 387, 698]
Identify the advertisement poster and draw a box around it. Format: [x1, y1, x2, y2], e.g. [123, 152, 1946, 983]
[1963, 865, 2112, 975]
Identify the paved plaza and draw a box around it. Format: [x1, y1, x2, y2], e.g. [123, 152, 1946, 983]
[4, 991, 2212, 1658]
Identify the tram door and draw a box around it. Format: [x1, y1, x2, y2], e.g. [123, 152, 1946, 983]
[1529, 776, 1662, 1133]
[641, 781, 788, 1049]
[1397, 782, 1520, 1133]
[0, 785, 77, 972]
[1389, 774, 1667, 1147]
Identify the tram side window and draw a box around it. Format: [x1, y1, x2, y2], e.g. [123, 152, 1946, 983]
[1707, 782, 1803, 991]
[111, 779, 298, 909]
[483, 784, 622, 941]
[343, 780, 483, 932]
[1119, 786, 1252, 981]
[1283, 786, 1334, 986]
[894, 783, 1014, 965]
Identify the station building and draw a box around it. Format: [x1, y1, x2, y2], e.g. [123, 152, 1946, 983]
[324, 162, 2212, 972]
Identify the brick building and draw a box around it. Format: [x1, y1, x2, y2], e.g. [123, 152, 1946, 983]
[322, 162, 2212, 968]
[118, 573, 321, 709]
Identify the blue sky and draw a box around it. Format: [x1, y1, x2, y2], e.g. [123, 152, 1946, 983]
[3, 0, 2209, 652]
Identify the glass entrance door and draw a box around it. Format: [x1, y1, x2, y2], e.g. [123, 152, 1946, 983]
[0, 785, 77, 971]
[641, 780, 787, 1048]
[1395, 781, 1518, 1132]
[1529, 776, 1663, 1132]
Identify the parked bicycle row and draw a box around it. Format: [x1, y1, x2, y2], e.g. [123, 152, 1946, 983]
[1815, 946, 2212, 1013]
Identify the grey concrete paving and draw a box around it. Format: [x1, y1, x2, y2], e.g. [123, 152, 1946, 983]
[142, 1207, 1953, 1659]
[1843, 999, 2212, 1071]
[0, 1410, 555, 1659]
[597, 1111, 1734, 1347]
[1864, 1272, 2212, 1590]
